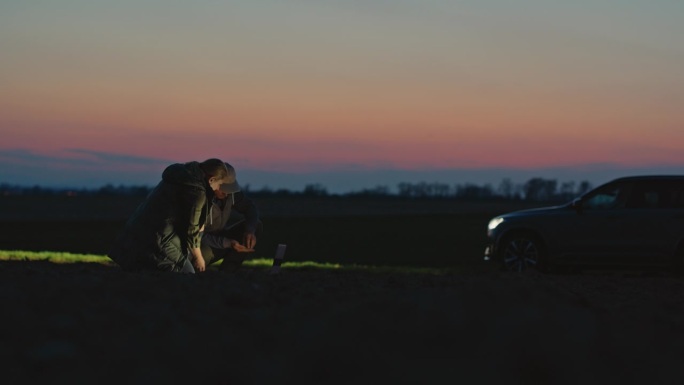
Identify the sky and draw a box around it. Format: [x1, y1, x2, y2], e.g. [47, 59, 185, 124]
[1, 0, 683, 193]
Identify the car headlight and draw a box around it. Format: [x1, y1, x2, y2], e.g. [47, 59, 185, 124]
[487, 217, 504, 231]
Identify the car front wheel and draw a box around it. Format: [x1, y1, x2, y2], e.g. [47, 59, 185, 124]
[499, 234, 546, 272]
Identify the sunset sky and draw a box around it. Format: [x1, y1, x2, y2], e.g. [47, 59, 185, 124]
[1, 0, 683, 192]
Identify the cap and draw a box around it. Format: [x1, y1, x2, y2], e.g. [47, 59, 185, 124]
[219, 163, 241, 193]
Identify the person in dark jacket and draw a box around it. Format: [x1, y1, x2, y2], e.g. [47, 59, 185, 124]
[108, 159, 231, 273]
[200, 163, 262, 272]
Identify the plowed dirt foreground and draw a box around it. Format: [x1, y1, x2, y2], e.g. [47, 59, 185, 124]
[2, 261, 684, 384]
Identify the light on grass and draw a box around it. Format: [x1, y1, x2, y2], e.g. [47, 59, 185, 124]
[1, 251, 459, 275]
[243, 258, 451, 275]
[0, 250, 112, 264]
[243, 258, 342, 270]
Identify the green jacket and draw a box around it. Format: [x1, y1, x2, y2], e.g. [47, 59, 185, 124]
[108, 162, 212, 271]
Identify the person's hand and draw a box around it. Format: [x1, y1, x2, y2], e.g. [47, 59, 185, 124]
[230, 239, 255, 253]
[192, 255, 206, 272]
[243, 232, 257, 249]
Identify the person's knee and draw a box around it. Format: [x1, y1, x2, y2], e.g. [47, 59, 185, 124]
[200, 243, 216, 264]
[179, 259, 196, 273]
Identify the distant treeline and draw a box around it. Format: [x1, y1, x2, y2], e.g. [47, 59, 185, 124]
[0, 177, 593, 202]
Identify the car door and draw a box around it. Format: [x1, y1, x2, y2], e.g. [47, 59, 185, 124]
[622, 180, 684, 264]
[664, 181, 684, 259]
[559, 181, 634, 263]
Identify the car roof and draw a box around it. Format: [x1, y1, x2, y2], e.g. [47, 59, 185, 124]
[610, 175, 684, 183]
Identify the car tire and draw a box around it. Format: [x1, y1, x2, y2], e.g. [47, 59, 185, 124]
[499, 233, 547, 272]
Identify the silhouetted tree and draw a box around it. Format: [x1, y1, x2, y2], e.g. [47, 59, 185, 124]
[455, 183, 494, 200]
[432, 183, 452, 198]
[523, 178, 558, 201]
[397, 182, 412, 198]
[396, 182, 455, 199]
[0, 178, 598, 200]
[347, 185, 391, 198]
[497, 178, 525, 200]
[558, 181, 576, 201]
[302, 184, 328, 197]
[577, 181, 592, 195]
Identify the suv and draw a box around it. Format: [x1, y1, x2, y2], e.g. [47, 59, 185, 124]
[484, 176, 684, 271]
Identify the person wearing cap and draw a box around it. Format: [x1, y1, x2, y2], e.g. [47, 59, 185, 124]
[200, 163, 262, 272]
[108, 159, 230, 273]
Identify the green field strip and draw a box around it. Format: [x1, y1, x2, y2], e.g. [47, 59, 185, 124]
[0, 250, 458, 274]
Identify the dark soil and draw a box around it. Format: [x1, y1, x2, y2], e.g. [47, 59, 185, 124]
[3, 261, 684, 384]
[3, 196, 683, 383]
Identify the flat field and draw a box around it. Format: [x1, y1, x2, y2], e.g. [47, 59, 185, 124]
[2, 195, 684, 384]
[0, 195, 539, 267]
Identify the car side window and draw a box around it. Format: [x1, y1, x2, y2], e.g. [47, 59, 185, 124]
[625, 180, 684, 209]
[626, 182, 661, 209]
[583, 183, 631, 210]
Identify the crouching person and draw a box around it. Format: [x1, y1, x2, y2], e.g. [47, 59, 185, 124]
[201, 163, 262, 272]
[108, 159, 230, 273]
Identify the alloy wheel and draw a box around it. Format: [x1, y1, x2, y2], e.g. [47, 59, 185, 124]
[503, 237, 540, 272]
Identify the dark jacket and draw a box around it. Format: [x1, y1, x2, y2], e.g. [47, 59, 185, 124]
[108, 162, 212, 271]
[202, 192, 259, 249]
[205, 192, 259, 233]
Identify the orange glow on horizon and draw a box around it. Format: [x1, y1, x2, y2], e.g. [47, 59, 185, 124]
[1, 1, 683, 180]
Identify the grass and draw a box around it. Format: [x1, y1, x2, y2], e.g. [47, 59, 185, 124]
[0, 250, 114, 264]
[243, 258, 453, 274]
[0, 250, 463, 275]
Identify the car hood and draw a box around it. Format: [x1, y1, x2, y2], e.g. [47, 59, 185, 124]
[498, 204, 571, 219]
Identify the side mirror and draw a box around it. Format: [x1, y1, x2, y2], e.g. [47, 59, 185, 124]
[571, 198, 583, 214]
